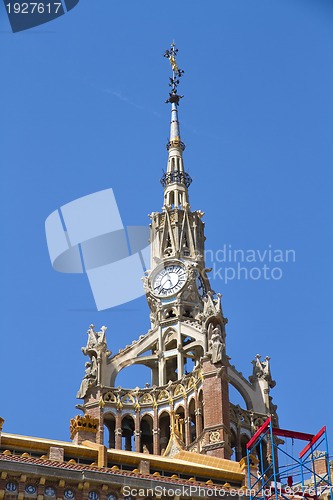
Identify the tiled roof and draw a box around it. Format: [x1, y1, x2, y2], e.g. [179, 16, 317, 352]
[0, 453, 241, 490]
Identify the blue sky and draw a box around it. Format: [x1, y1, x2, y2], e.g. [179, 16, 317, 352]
[1, 0, 333, 453]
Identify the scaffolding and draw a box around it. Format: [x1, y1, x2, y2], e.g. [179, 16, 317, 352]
[246, 417, 332, 500]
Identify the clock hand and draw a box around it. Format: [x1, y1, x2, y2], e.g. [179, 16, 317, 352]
[161, 274, 172, 289]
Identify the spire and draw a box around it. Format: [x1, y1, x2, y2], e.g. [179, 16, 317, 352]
[161, 43, 192, 210]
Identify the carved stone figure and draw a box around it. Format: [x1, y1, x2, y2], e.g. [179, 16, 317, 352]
[76, 358, 97, 399]
[203, 291, 217, 317]
[208, 324, 224, 363]
[82, 324, 107, 355]
[97, 325, 107, 346]
[249, 354, 276, 388]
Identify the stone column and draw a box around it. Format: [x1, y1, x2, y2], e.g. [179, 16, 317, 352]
[153, 406, 160, 455]
[158, 353, 166, 386]
[184, 397, 191, 446]
[195, 408, 202, 438]
[135, 411, 141, 452]
[97, 407, 104, 445]
[177, 342, 184, 380]
[158, 329, 165, 386]
[115, 410, 122, 450]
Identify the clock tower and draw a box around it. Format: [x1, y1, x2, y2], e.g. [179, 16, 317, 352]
[143, 42, 228, 390]
[75, 44, 277, 462]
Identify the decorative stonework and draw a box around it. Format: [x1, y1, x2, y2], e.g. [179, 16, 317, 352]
[209, 430, 221, 444]
[249, 354, 276, 388]
[70, 415, 99, 440]
[104, 392, 116, 403]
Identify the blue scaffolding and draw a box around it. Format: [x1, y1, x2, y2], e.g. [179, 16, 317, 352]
[246, 417, 332, 500]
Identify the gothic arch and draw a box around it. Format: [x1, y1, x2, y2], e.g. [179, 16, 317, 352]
[230, 428, 237, 460]
[189, 397, 196, 443]
[175, 405, 185, 442]
[175, 404, 185, 415]
[163, 328, 177, 344]
[121, 414, 135, 451]
[159, 411, 171, 456]
[121, 412, 135, 420]
[140, 414, 153, 454]
[187, 394, 196, 406]
[174, 400, 186, 411]
[103, 412, 116, 449]
[103, 409, 117, 417]
[140, 410, 154, 419]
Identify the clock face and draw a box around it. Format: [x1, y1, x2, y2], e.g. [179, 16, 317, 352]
[195, 272, 206, 298]
[153, 264, 187, 297]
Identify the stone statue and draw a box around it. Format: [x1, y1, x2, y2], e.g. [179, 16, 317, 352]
[208, 324, 224, 364]
[203, 291, 216, 317]
[76, 358, 97, 399]
[82, 324, 107, 355]
[249, 354, 276, 388]
[97, 325, 107, 346]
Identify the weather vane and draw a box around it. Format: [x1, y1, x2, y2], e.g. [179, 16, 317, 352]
[163, 41, 184, 105]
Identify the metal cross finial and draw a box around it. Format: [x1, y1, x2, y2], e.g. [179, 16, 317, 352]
[163, 42, 184, 105]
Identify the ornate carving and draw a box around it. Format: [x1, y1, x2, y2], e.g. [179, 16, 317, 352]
[209, 430, 221, 444]
[76, 359, 97, 399]
[174, 384, 186, 396]
[116, 393, 123, 410]
[187, 376, 197, 389]
[70, 415, 98, 440]
[203, 291, 216, 317]
[208, 323, 225, 364]
[160, 170, 192, 188]
[142, 274, 150, 294]
[139, 393, 154, 404]
[249, 354, 276, 388]
[157, 390, 169, 402]
[82, 324, 109, 356]
[104, 392, 116, 403]
[78, 324, 113, 399]
[121, 394, 135, 404]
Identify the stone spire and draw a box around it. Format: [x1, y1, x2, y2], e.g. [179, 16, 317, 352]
[161, 42, 192, 210]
